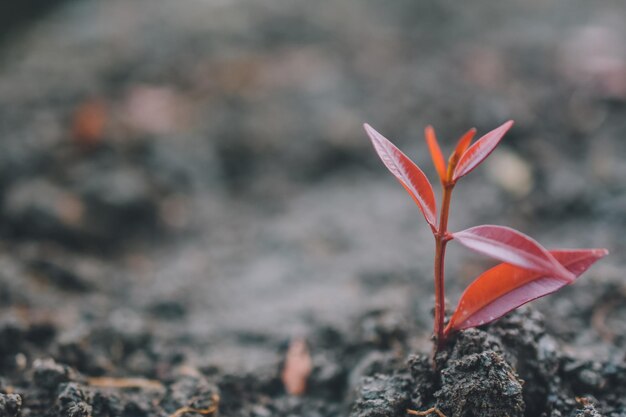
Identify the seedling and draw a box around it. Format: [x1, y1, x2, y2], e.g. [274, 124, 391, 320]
[364, 121, 608, 353]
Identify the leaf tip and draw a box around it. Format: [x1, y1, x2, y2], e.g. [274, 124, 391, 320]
[597, 248, 610, 257]
[364, 123, 383, 146]
[452, 120, 515, 181]
[502, 120, 515, 131]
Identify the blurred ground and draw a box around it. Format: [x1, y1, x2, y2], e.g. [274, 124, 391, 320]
[0, 0, 625, 416]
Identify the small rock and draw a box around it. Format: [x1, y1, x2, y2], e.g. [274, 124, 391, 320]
[0, 393, 22, 417]
[165, 375, 219, 413]
[33, 358, 80, 391]
[27, 259, 92, 293]
[56, 383, 92, 417]
[578, 368, 605, 392]
[3, 179, 84, 238]
[563, 360, 607, 394]
[407, 354, 436, 409]
[436, 351, 525, 417]
[572, 397, 602, 417]
[350, 373, 412, 417]
[91, 391, 123, 417]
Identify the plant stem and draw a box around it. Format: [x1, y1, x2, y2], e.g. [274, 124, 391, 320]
[433, 183, 454, 353]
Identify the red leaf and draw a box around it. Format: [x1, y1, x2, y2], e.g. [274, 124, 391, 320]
[365, 123, 437, 228]
[446, 249, 608, 332]
[452, 120, 514, 181]
[449, 128, 476, 166]
[452, 225, 575, 281]
[424, 125, 447, 183]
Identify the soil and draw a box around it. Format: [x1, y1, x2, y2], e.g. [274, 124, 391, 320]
[0, 0, 625, 416]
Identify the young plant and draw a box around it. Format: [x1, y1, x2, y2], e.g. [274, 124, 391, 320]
[364, 120, 608, 353]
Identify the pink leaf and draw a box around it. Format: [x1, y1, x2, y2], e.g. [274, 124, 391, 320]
[452, 225, 575, 281]
[452, 120, 514, 181]
[446, 249, 608, 332]
[365, 123, 437, 228]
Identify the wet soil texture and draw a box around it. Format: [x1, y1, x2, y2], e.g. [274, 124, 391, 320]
[0, 0, 625, 416]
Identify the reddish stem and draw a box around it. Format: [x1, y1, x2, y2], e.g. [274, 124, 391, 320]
[433, 183, 454, 352]
[433, 236, 447, 351]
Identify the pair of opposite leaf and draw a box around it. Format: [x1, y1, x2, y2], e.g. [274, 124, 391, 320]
[364, 120, 608, 335]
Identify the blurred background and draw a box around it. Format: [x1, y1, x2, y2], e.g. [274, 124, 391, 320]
[0, 0, 625, 404]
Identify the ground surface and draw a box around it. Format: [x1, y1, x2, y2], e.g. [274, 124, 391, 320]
[0, 0, 625, 416]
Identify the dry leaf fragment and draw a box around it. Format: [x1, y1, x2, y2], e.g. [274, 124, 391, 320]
[72, 99, 106, 147]
[281, 338, 312, 396]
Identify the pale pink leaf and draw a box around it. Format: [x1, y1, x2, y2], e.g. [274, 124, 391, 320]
[365, 123, 437, 228]
[452, 120, 514, 181]
[452, 225, 575, 281]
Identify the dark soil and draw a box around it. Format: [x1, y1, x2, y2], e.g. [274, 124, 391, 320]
[0, 1, 625, 416]
[352, 310, 626, 417]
